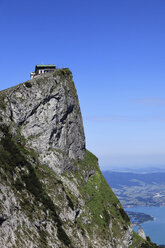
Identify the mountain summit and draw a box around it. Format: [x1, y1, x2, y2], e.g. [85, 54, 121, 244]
[0, 68, 157, 247]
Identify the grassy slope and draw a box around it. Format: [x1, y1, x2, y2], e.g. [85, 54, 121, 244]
[130, 231, 160, 248]
[75, 151, 130, 239]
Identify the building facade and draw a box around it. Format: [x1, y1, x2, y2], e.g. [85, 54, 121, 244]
[30, 65, 56, 79]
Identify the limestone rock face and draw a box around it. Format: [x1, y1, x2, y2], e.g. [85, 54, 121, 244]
[1, 69, 85, 173]
[0, 68, 149, 248]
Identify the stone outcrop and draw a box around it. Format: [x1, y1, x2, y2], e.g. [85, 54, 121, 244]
[138, 227, 146, 240]
[0, 69, 156, 247]
[1, 69, 85, 174]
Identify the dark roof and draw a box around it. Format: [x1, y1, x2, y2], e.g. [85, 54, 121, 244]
[35, 64, 56, 69]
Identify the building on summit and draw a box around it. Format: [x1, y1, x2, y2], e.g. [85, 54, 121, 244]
[30, 65, 56, 79]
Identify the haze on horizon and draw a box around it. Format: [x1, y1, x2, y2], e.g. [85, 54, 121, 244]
[1, 0, 165, 170]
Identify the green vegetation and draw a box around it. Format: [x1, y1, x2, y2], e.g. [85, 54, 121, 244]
[53, 68, 77, 97]
[130, 231, 160, 248]
[72, 150, 159, 246]
[130, 232, 147, 248]
[72, 150, 130, 242]
[53, 68, 72, 79]
[0, 92, 6, 110]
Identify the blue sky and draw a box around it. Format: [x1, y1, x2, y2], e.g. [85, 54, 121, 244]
[1, 0, 165, 169]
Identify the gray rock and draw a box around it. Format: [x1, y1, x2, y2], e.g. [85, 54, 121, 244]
[2, 69, 85, 173]
[138, 227, 146, 240]
[84, 169, 95, 183]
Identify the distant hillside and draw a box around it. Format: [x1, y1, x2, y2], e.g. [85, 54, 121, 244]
[103, 171, 165, 207]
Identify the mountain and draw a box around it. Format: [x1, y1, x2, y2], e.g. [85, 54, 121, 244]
[0, 68, 157, 247]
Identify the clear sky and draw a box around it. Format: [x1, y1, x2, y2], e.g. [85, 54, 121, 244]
[1, 0, 165, 170]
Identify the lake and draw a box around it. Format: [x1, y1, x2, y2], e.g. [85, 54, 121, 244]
[125, 206, 165, 245]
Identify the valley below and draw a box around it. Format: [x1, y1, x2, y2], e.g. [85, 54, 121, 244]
[103, 169, 165, 245]
[102, 170, 165, 208]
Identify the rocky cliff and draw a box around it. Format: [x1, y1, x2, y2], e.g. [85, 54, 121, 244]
[0, 69, 157, 247]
